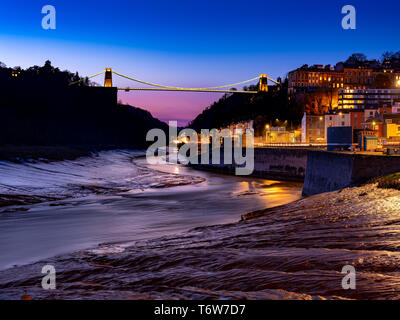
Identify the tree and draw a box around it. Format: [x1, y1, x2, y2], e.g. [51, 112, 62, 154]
[345, 53, 367, 66]
[381, 51, 394, 62]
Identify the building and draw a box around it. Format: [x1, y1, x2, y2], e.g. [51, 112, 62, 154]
[340, 66, 374, 90]
[288, 62, 400, 112]
[338, 88, 400, 109]
[224, 121, 254, 134]
[350, 110, 364, 129]
[383, 114, 400, 139]
[363, 118, 383, 137]
[362, 135, 379, 151]
[384, 123, 400, 139]
[324, 112, 351, 139]
[289, 63, 400, 94]
[392, 102, 400, 114]
[288, 64, 344, 94]
[301, 113, 325, 143]
[265, 126, 300, 144]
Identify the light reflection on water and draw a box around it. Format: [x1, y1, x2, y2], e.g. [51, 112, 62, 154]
[0, 150, 302, 270]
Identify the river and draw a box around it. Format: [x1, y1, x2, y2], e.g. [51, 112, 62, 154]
[0, 150, 302, 271]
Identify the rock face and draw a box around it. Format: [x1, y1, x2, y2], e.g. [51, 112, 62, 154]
[303, 150, 400, 196]
[0, 85, 167, 149]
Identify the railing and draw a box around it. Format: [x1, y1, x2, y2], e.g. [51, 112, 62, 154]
[254, 143, 327, 148]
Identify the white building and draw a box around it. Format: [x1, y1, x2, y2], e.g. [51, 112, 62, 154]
[324, 113, 351, 139]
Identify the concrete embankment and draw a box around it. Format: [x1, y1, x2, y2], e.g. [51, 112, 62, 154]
[190, 147, 308, 182]
[302, 151, 400, 196]
[190, 147, 400, 196]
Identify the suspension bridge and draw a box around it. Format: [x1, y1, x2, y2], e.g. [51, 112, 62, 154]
[70, 68, 280, 93]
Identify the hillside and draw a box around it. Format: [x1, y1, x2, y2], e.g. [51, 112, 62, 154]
[0, 61, 168, 150]
[189, 83, 303, 135]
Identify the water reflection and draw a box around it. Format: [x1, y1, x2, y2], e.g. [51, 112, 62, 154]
[0, 151, 302, 270]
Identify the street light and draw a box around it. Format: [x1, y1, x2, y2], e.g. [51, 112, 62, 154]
[397, 79, 400, 87]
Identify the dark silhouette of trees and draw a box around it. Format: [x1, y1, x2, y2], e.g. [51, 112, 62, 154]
[345, 53, 367, 67]
[0, 60, 91, 88]
[0, 61, 167, 148]
[342, 52, 400, 70]
[380, 51, 400, 70]
[189, 81, 303, 134]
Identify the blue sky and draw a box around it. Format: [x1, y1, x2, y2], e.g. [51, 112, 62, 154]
[1, 0, 399, 124]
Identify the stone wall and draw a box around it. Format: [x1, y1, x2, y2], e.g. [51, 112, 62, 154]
[191, 148, 308, 182]
[303, 151, 400, 196]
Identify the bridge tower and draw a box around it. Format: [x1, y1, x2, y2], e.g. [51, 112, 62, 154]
[104, 68, 113, 87]
[259, 74, 268, 92]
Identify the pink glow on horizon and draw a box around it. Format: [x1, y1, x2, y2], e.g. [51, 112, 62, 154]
[118, 91, 224, 127]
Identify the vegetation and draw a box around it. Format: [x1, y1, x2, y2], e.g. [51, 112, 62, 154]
[345, 53, 368, 66]
[0, 60, 93, 87]
[189, 81, 304, 135]
[343, 51, 400, 68]
[375, 173, 400, 190]
[0, 60, 167, 149]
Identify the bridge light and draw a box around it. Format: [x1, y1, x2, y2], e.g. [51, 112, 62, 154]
[259, 74, 268, 92]
[104, 68, 113, 87]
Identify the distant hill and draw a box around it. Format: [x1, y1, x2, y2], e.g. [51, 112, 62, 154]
[189, 83, 303, 136]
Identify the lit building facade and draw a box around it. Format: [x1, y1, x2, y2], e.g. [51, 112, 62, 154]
[392, 102, 400, 114]
[289, 64, 400, 94]
[288, 65, 344, 94]
[338, 89, 400, 109]
[289, 63, 400, 113]
[383, 114, 400, 139]
[301, 113, 325, 143]
[265, 126, 300, 144]
[324, 112, 351, 140]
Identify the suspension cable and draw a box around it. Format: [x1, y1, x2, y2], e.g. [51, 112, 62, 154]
[68, 70, 106, 86]
[112, 70, 260, 90]
[117, 87, 258, 93]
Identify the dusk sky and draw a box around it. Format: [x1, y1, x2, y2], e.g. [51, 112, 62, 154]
[1, 0, 399, 125]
